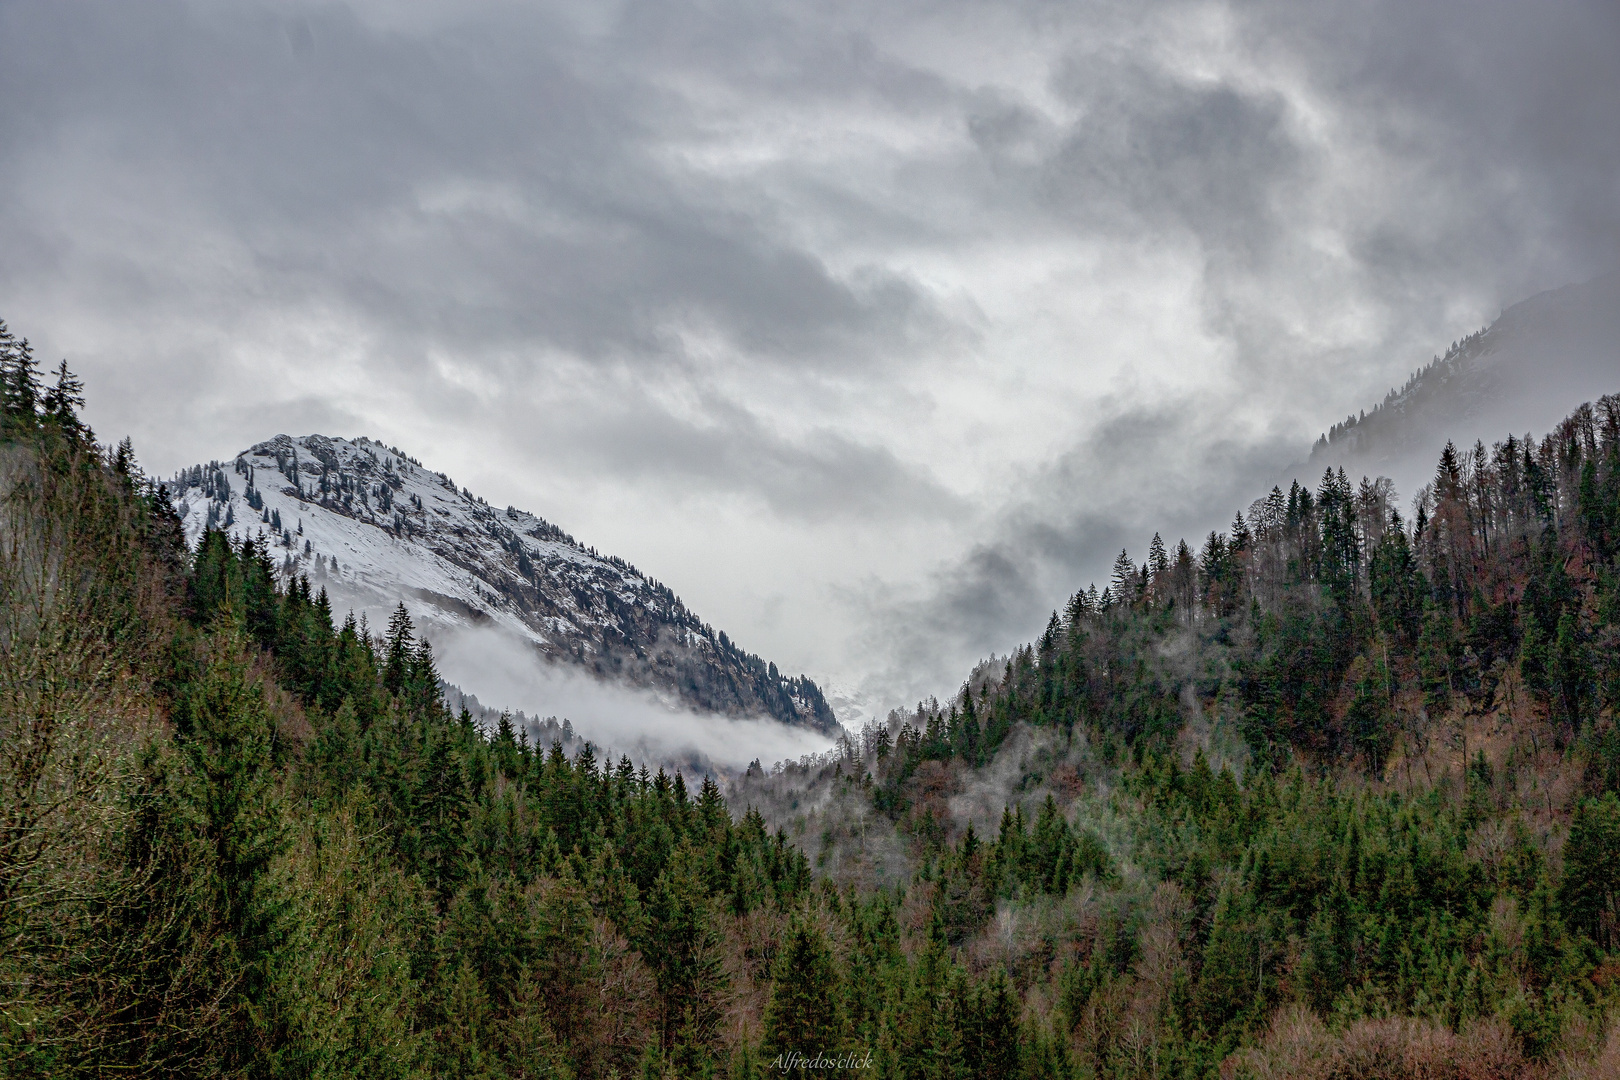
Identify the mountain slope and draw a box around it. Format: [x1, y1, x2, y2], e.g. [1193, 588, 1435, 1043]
[1307, 271, 1620, 501]
[166, 433, 837, 732]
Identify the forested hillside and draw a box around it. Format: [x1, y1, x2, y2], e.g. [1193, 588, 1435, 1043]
[781, 391, 1620, 1076]
[5, 305, 1620, 1080]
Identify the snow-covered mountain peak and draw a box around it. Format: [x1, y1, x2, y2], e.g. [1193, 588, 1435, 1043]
[168, 434, 838, 733]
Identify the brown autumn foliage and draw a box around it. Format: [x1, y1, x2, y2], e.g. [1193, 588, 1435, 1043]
[1224, 1005, 1528, 1080]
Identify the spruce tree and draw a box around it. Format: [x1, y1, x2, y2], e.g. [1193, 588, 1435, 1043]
[1551, 610, 1591, 729]
[0, 323, 42, 422]
[1148, 532, 1169, 578]
[958, 969, 1019, 1077]
[383, 602, 415, 693]
[168, 624, 290, 1069]
[643, 852, 729, 1058]
[1560, 793, 1620, 949]
[1194, 882, 1265, 1035]
[761, 917, 845, 1070]
[40, 359, 86, 439]
[1109, 549, 1137, 607]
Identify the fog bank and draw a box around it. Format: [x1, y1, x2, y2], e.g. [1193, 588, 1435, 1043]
[431, 624, 837, 772]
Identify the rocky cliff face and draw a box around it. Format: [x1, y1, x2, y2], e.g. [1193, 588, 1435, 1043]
[168, 433, 837, 732]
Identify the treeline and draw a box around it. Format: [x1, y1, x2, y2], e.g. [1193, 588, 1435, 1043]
[880, 394, 1620, 776]
[1314, 323, 1490, 453]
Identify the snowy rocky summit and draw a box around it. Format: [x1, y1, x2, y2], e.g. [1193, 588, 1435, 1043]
[168, 434, 837, 733]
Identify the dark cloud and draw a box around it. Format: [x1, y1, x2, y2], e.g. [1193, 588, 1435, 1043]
[0, 1, 944, 371]
[1043, 57, 1301, 254]
[496, 372, 969, 521]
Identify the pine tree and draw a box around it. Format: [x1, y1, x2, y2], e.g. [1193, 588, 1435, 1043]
[167, 625, 290, 1069]
[421, 722, 472, 902]
[41, 359, 87, 440]
[1194, 882, 1265, 1035]
[1370, 523, 1424, 642]
[956, 689, 982, 766]
[0, 323, 42, 422]
[1231, 511, 1252, 555]
[695, 774, 729, 842]
[1297, 881, 1353, 1012]
[761, 918, 845, 1070]
[1109, 549, 1137, 608]
[1560, 793, 1620, 950]
[1148, 532, 1169, 579]
[383, 602, 415, 694]
[1551, 610, 1591, 729]
[1345, 654, 1394, 774]
[643, 852, 729, 1057]
[957, 969, 1018, 1077]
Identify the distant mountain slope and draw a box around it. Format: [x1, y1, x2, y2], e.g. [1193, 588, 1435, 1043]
[166, 434, 837, 732]
[1307, 271, 1620, 501]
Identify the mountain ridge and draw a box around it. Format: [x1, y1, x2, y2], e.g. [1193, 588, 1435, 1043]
[1303, 271, 1620, 503]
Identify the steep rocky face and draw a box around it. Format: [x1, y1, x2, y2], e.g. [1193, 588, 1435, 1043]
[167, 434, 837, 733]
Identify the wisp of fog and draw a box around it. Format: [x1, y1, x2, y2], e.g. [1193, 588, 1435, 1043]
[429, 624, 836, 771]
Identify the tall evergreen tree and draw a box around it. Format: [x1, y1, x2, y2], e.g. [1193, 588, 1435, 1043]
[1560, 793, 1620, 950]
[1109, 549, 1137, 608]
[760, 918, 845, 1070]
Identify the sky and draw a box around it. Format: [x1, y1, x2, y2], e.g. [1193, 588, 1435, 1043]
[2, 0, 1617, 717]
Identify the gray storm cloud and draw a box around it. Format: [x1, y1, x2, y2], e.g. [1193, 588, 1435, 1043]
[1, 0, 1615, 720]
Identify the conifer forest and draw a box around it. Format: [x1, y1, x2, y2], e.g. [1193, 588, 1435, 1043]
[9, 312, 1620, 1080]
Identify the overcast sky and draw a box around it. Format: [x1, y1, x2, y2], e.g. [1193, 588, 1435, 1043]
[2, 0, 1616, 713]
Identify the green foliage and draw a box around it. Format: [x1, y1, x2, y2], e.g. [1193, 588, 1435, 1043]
[1560, 793, 1620, 950]
[761, 919, 845, 1069]
[957, 968, 1019, 1076]
[1195, 883, 1268, 1037]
